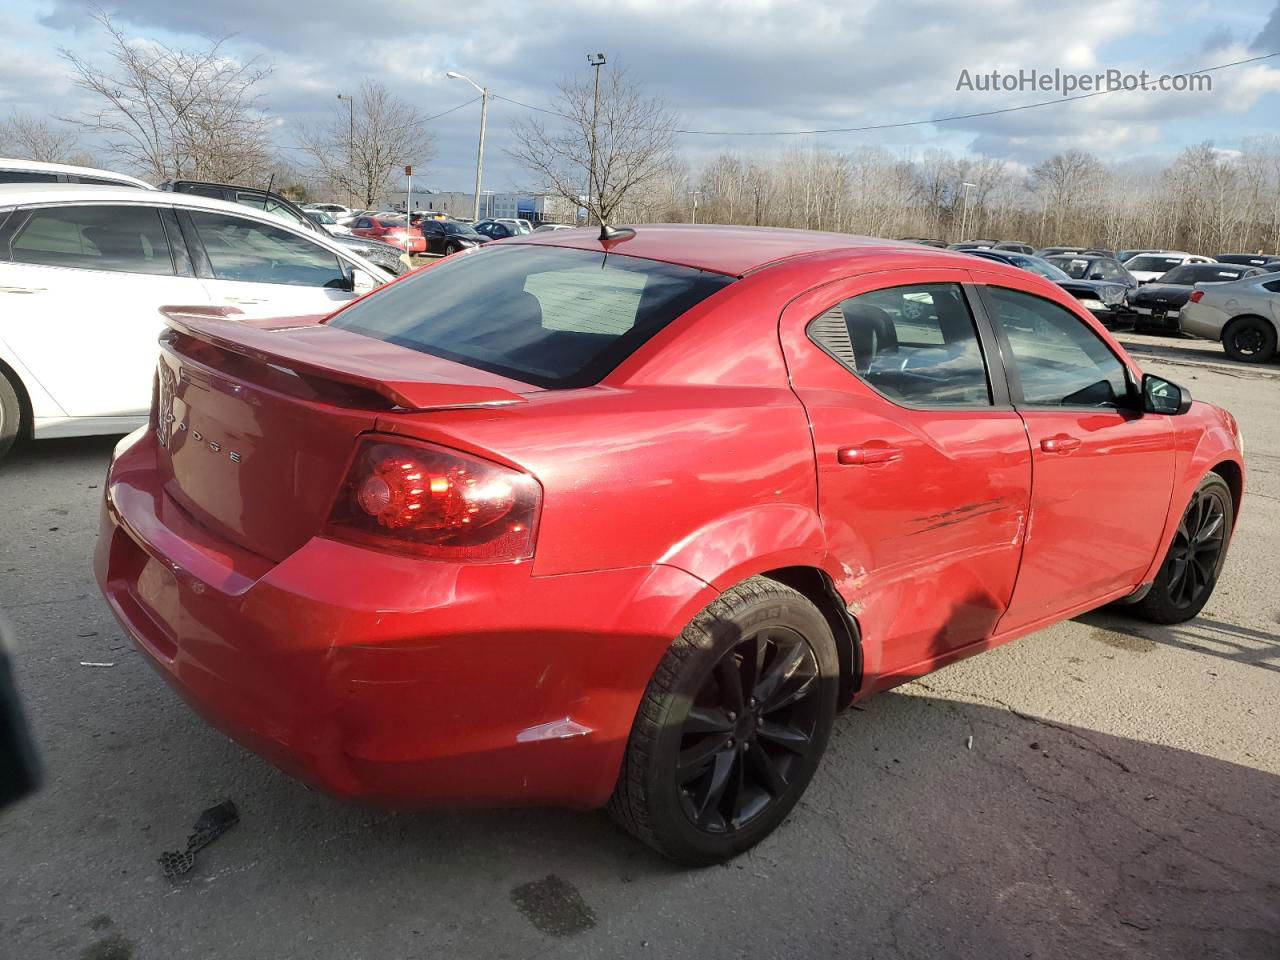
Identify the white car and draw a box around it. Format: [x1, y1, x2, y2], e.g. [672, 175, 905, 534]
[0, 157, 155, 190]
[1124, 251, 1217, 283]
[303, 209, 353, 236]
[304, 202, 352, 220]
[0, 185, 387, 457]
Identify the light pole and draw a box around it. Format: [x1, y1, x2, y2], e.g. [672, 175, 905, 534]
[688, 189, 702, 224]
[958, 181, 976, 242]
[587, 53, 607, 226]
[337, 93, 355, 207]
[447, 71, 489, 222]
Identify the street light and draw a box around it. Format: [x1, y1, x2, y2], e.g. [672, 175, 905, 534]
[447, 71, 489, 222]
[337, 93, 355, 208]
[958, 181, 976, 243]
[688, 189, 702, 225]
[587, 53, 606, 226]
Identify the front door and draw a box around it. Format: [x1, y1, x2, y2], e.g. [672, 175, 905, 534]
[781, 270, 1033, 684]
[972, 275, 1176, 630]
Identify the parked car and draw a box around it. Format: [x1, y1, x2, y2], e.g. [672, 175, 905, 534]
[162, 181, 408, 276]
[417, 218, 489, 255]
[947, 239, 999, 251]
[1180, 272, 1280, 363]
[304, 202, 352, 220]
[304, 209, 353, 236]
[1043, 254, 1137, 292]
[94, 225, 1243, 864]
[1117, 249, 1163, 264]
[348, 214, 426, 253]
[1035, 246, 1116, 259]
[472, 219, 521, 241]
[534, 223, 575, 232]
[1124, 252, 1216, 283]
[0, 158, 154, 190]
[1129, 263, 1269, 333]
[991, 241, 1035, 255]
[897, 237, 948, 248]
[1213, 253, 1280, 268]
[967, 249, 1133, 326]
[0, 184, 388, 457]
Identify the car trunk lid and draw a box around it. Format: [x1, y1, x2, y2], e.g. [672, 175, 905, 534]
[154, 309, 538, 562]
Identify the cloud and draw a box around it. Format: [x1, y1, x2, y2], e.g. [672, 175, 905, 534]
[1251, 0, 1280, 52]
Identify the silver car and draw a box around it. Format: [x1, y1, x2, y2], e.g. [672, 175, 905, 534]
[1179, 272, 1280, 363]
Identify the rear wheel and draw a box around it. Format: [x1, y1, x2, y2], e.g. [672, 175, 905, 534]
[1130, 474, 1233, 624]
[1221, 316, 1277, 363]
[609, 577, 839, 864]
[0, 374, 21, 462]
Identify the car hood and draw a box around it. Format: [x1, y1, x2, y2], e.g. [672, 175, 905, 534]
[1056, 279, 1125, 298]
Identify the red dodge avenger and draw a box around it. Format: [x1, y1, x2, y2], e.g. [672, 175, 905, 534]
[96, 225, 1244, 863]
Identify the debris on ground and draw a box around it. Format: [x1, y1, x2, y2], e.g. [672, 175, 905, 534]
[79, 662, 115, 668]
[966, 735, 974, 750]
[158, 800, 240, 878]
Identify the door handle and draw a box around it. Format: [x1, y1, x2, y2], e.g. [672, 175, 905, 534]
[0, 286, 46, 294]
[1040, 434, 1082, 454]
[837, 444, 903, 466]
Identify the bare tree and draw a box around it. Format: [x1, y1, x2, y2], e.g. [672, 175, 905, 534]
[299, 80, 437, 209]
[0, 112, 90, 164]
[59, 10, 274, 183]
[510, 66, 678, 226]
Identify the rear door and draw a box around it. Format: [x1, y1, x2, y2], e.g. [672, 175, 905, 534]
[972, 273, 1176, 629]
[781, 269, 1032, 679]
[0, 202, 210, 418]
[181, 208, 365, 318]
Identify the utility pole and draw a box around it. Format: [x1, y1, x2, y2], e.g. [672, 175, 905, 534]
[587, 53, 607, 226]
[959, 181, 976, 242]
[337, 93, 355, 207]
[689, 189, 702, 224]
[447, 72, 489, 222]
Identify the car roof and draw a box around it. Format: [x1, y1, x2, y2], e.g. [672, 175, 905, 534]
[0, 182, 295, 216]
[506, 223, 979, 276]
[0, 157, 156, 190]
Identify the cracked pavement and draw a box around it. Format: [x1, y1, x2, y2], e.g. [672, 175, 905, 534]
[1, 333, 1277, 959]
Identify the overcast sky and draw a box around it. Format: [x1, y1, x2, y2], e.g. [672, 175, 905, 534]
[3, 0, 1280, 194]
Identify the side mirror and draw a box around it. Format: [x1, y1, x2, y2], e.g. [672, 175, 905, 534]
[351, 268, 378, 294]
[1141, 374, 1192, 415]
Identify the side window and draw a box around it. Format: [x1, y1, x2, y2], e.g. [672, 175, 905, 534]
[354, 218, 372, 229]
[807, 283, 992, 407]
[0, 171, 60, 184]
[1262, 279, 1280, 293]
[7, 205, 174, 275]
[187, 211, 347, 287]
[986, 287, 1129, 407]
[1099, 261, 1121, 280]
[235, 192, 308, 228]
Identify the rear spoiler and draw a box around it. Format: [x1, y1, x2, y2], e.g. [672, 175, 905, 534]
[159, 306, 527, 411]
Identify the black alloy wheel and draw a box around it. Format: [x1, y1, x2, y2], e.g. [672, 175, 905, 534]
[1222, 316, 1277, 363]
[609, 577, 840, 864]
[1132, 473, 1233, 624]
[676, 627, 822, 834]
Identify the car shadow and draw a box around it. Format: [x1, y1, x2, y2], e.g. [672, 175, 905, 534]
[7, 672, 1278, 959]
[1078, 608, 1280, 674]
[0, 434, 120, 473]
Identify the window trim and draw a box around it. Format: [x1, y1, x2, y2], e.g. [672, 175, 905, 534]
[972, 282, 1139, 413]
[804, 279, 1010, 411]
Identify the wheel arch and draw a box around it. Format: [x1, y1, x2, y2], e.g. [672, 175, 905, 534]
[1222, 312, 1278, 338]
[1209, 458, 1243, 528]
[757, 565, 862, 706]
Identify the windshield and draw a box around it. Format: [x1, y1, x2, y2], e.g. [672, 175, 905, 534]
[309, 211, 336, 224]
[1161, 265, 1245, 284]
[1045, 256, 1094, 279]
[1128, 255, 1185, 272]
[327, 245, 736, 388]
[445, 222, 482, 238]
[1020, 256, 1072, 282]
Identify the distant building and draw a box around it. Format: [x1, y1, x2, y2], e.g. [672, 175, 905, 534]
[383, 189, 579, 224]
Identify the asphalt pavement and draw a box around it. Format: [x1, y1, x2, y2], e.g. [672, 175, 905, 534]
[1, 333, 1277, 960]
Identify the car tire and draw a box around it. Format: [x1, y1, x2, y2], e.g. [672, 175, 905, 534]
[1221, 316, 1277, 364]
[608, 576, 840, 864]
[1129, 473, 1233, 625]
[0, 373, 22, 462]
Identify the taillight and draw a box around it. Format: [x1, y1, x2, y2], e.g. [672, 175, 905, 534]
[324, 437, 540, 561]
[1189, 290, 1204, 303]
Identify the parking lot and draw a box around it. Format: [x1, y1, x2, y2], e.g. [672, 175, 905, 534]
[1, 334, 1277, 960]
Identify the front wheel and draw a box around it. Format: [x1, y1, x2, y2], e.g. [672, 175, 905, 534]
[1130, 474, 1233, 624]
[1221, 316, 1277, 363]
[608, 577, 840, 864]
[0, 374, 21, 462]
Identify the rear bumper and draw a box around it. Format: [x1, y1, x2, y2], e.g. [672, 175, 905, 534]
[1178, 303, 1227, 340]
[96, 432, 715, 809]
[1131, 304, 1182, 331]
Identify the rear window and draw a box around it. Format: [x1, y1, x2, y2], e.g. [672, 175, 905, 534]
[327, 244, 736, 388]
[1128, 255, 1185, 272]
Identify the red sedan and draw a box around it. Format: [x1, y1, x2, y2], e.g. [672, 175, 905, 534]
[96, 226, 1244, 863]
[348, 214, 425, 253]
